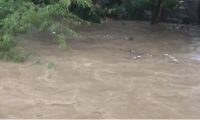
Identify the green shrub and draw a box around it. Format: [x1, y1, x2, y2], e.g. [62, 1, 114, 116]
[0, 0, 92, 62]
[70, 6, 101, 23]
[93, 0, 178, 20]
[0, 47, 29, 63]
[112, 0, 152, 19]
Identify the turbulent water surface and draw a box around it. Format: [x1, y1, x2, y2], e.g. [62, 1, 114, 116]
[0, 21, 200, 118]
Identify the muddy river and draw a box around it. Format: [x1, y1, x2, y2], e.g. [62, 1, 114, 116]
[0, 21, 200, 118]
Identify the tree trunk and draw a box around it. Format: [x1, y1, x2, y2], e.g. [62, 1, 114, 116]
[151, 0, 163, 24]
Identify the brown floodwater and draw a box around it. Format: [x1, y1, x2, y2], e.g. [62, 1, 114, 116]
[0, 20, 200, 118]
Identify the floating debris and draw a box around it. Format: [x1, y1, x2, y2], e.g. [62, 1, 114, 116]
[133, 56, 137, 59]
[129, 49, 143, 60]
[164, 53, 179, 63]
[132, 56, 142, 60]
[170, 57, 179, 63]
[104, 34, 113, 39]
[130, 49, 137, 53]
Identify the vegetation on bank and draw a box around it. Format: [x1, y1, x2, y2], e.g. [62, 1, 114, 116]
[0, 0, 92, 62]
[0, 0, 198, 62]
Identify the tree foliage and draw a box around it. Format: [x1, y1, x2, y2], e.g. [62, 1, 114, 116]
[0, 0, 190, 62]
[0, 0, 92, 62]
[90, 0, 178, 20]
